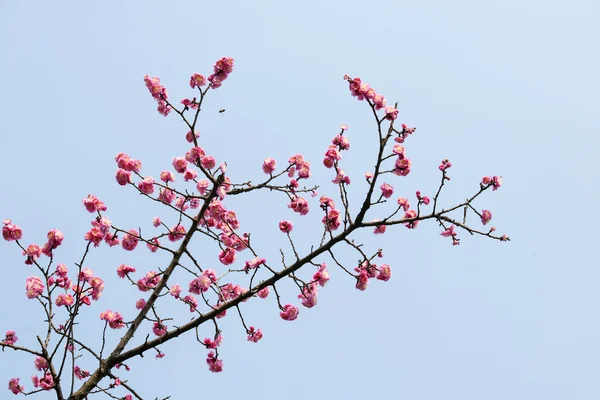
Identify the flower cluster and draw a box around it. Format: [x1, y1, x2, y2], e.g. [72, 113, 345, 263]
[344, 75, 399, 121]
[482, 176, 502, 191]
[320, 196, 341, 231]
[144, 75, 171, 116]
[355, 262, 392, 291]
[208, 57, 234, 89]
[2, 219, 22, 242]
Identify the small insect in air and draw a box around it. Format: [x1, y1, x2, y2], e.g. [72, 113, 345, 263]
[219, 109, 226, 113]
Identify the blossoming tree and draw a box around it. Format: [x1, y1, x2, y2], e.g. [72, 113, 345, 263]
[1, 57, 508, 399]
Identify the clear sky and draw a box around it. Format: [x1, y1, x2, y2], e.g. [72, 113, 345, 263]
[1, 1, 599, 399]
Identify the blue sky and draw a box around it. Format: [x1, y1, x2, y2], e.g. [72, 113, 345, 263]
[1, 1, 599, 399]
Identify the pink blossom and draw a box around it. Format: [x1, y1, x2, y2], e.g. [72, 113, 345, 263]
[121, 229, 139, 251]
[3, 330, 18, 346]
[298, 283, 318, 308]
[279, 220, 293, 233]
[323, 146, 341, 168]
[100, 310, 125, 329]
[340, 124, 348, 131]
[183, 295, 198, 312]
[377, 264, 392, 281]
[152, 321, 167, 337]
[217, 247, 235, 265]
[196, 180, 209, 195]
[135, 298, 146, 310]
[23, 244, 42, 265]
[32, 372, 54, 390]
[380, 183, 394, 199]
[322, 209, 341, 231]
[90, 276, 104, 301]
[147, 237, 160, 253]
[137, 176, 155, 194]
[8, 378, 24, 394]
[208, 56, 234, 89]
[170, 284, 182, 298]
[481, 209, 493, 225]
[203, 335, 223, 349]
[244, 257, 266, 272]
[403, 210, 419, 229]
[332, 134, 350, 150]
[280, 304, 299, 321]
[152, 217, 161, 227]
[332, 170, 351, 185]
[34, 357, 48, 371]
[183, 168, 198, 182]
[247, 326, 263, 343]
[206, 351, 223, 373]
[74, 366, 90, 380]
[41, 229, 64, 256]
[82, 195, 107, 213]
[79, 268, 94, 283]
[25, 276, 44, 299]
[373, 224, 387, 235]
[189, 276, 211, 294]
[172, 157, 188, 173]
[365, 172, 373, 180]
[313, 264, 330, 287]
[440, 225, 457, 238]
[158, 188, 175, 204]
[2, 219, 23, 242]
[262, 158, 277, 174]
[384, 106, 399, 121]
[115, 168, 131, 186]
[394, 158, 412, 176]
[190, 73, 207, 88]
[137, 271, 160, 292]
[186, 146, 206, 164]
[186, 130, 200, 143]
[115, 153, 142, 172]
[257, 287, 270, 299]
[84, 227, 104, 247]
[397, 197, 410, 211]
[117, 264, 136, 278]
[356, 270, 369, 291]
[289, 197, 309, 215]
[416, 191, 431, 205]
[319, 196, 336, 210]
[439, 159, 452, 171]
[201, 155, 216, 170]
[168, 224, 186, 242]
[55, 294, 74, 307]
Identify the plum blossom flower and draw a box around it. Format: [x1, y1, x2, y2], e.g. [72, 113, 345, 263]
[279, 220, 293, 233]
[152, 321, 167, 337]
[8, 377, 24, 394]
[247, 326, 263, 343]
[2, 219, 23, 242]
[377, 264, 392, 281]
[262, 158, 276, 174]
[117, 264, 136, 278]
[206, 351, 223, 372]
[257, 287, 270, 299]
[481, 209, 492, 225]
[313, 264, 330, 287]
[298, 283, 318, 308]
[288, 197, 309, 215]
[25, 276, 44, 299]
[403, 210, 419, 229]
[121, 230, 139, 251]
[3, 330, 18, 346]
[137, 177, 155, 194]
[380, 183, 394, 199]
[82, 195, 107, 213]
[100, 310, 125, 329]
[280, 304, 299, 321]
